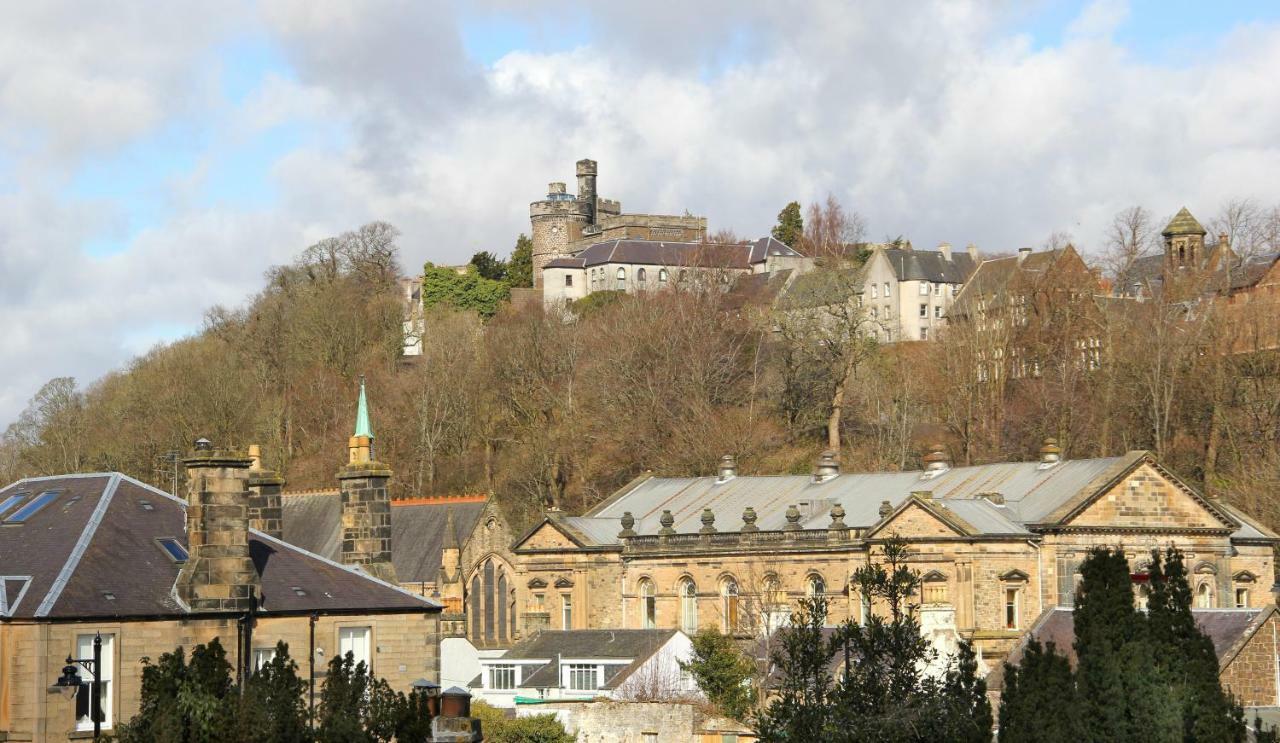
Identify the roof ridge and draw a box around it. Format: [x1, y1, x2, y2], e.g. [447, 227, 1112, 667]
[116, 472, 186, 504]
[35, 473, 121, 617]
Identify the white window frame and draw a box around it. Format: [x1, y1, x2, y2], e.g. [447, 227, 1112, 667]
[680, 579, 698, 635]
[883, 282, 891, 297]
[1236, 587, 1249, 608]
[489, 664, 517, 690]
[616, 267, 626, 289]
[870, 283, 878, 299]
[561, 594, 573, 629]
[338, 626, 372, 673]
[919, 282, 929, 296]
[565, 663, 600, 691]
[639, 579, 656, 629]
[252, 647, 276, 672]
[75, 633, 114, 731]
[1004, 586, 1021, 630]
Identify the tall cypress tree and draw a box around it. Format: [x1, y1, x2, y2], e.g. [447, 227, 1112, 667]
[772, 202, 804, 249]
[998, 639, 1082, 743]
[1074, 547, 1179, 743]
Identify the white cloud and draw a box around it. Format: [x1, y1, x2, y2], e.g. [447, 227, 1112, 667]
[3, 0, 1280, 427]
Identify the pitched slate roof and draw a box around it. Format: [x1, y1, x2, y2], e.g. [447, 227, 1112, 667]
[950, 248, 1075, 316]
[493, 629, 679, 690]
[1003, 606, 1272, 672]
[0, 473, 439, 620]
[1164, 207, 1208, 236]
[281, 492, 487, 583]
[543, 237, 802, 270]
[559, 452, 1275, 546]
[878, 247, 977, 284]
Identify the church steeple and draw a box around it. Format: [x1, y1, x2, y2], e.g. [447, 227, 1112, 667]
[348, 376, 374, 464]
[337, 375, 397, 583]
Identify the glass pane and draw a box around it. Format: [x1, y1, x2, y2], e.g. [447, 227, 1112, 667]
[0, 494, 26, 518]
[6, 491, 58, 522]
[158, 538, 188, 562]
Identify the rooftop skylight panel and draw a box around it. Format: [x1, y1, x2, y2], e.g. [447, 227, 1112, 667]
[0, 493, 26, 518]
[157, 538, 188, 563]
[4, 491, 59, 523]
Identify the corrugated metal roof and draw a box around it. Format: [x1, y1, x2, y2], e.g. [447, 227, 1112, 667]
[580, 456, 1140, 539]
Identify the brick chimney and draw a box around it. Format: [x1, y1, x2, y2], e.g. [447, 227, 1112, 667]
[338, 378, 397, 583]
[177, 438, 259, 612]
[246, 444, 284, 540]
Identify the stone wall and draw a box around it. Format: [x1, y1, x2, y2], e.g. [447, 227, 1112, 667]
[1, 611, 439, 742]
[1220, 613, 1280, 707]
[517, 700, 754, 743]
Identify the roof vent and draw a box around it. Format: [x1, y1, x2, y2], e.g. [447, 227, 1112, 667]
[1017, 247, 1033, 263]
[813, 451, 840, 482]
[1038, 438, 1062, 469]
[717, 454, 738, 483]
[921, 443, 951, 478]
[977, 492, 1005, 505]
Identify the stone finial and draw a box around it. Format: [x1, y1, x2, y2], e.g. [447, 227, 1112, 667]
[814, 450, 840, 481]
[658, 510, 676, 535]
[829, 503, 847, 529]
[923, 443, 951, 472]
[1039, 437, 1062, 465]
[879, 500, 893, 518]
[700, 508, 717, 534]
[783, 504, 802, 531]
[619, 511, 636, 538]
[717, 454, 738, 482]
[741, 507, 759, 532]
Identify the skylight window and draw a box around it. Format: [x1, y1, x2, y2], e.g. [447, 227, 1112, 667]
[4, 491, 59, 523]
[156, 538, 189, 563]
[0, 493, 26, 518]
[138, 500, 154, 511]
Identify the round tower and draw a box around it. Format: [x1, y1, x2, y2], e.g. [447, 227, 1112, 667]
[530, 180, 591, 289]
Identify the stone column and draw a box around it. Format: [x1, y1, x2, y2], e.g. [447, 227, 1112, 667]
[178, 440, 258, 612]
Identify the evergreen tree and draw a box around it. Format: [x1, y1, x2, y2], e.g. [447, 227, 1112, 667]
[114, 639, 239, 743]
[423, 262, 511, 319]
[1074, 547, 1179, 743]
[240, 642, 309, 743]
[681, 629, 756, 720]
[753, 597, 834, 742]
[1146, 548, 1244, 742]
[316, 652, 375, 742]
[507, 233, 534, 288]
[469, 250, 508, 281]
[998, 639, 1082, 743]
[771, 202, 804, 248]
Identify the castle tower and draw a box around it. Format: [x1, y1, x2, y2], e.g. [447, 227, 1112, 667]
[177, 439, 259, 612]
[1163, 207, 1207, 269]
[337, 377, 397, 583]
[529, 161, 597, 288]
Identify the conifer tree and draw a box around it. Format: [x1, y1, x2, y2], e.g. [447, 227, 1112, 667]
[507, 233, 534, 288]
[771, 202, 804, 249]
[240, 642, 309, 743]
[998, 639, 1082, 743]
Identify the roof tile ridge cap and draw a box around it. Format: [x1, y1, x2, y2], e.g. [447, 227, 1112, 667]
[35, 473, 122, 617]
[249, 528, 440, 608]
[116, 471, 186, 504]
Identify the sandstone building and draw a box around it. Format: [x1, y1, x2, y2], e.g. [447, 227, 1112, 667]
[857, 242, 978, 342]
[440, 444, 1277, 678]
[529, 158, 707, 288]
[0, 450, 441, 741]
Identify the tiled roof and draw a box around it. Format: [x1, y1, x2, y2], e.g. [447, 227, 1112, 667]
[0, 473, 439, 620]
[878, 248, 977, 284]
[950, 248, 1072, 316]
[543, 237, 802, 270]
[1163, 207, 1207, 236]
[281, 492, 486, 583]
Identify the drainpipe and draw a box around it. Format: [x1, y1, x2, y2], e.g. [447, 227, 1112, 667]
[309, 613, 318, 726]
[1028, 539, 1044, 615]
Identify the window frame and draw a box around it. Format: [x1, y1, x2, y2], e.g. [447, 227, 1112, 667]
[566, 663, 600, 691]
[75, 633, 114, 731]
[679, 578, 698, 635]
[489, 664, 517, 690]
[639, 579, 656, 629]
[1003, 586, 1021, 630]
[337, 625, 373, 674]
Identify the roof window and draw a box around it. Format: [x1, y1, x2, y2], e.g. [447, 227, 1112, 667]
[156, 538, 189, 563]
[292, 586, 308, 597]
[0, 493, 27, 518]
[4, 491, 59, 523]
[139, 499, 154, 511]
[101, 591, 116, 601]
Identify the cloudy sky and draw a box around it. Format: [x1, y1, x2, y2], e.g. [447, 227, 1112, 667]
[2, 0, 1279, 426]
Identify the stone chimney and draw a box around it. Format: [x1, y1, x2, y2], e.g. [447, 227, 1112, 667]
[338, 378, 397, 583]
[967, 243, 979, 261]
[177, 438, 258, 612]
[1017, 247, 1033, 264]
[922, 443, 952, 473]
[1038, 438, 1062, 467]
[938, 242, 952, 262]
[246, 444, 284, 540]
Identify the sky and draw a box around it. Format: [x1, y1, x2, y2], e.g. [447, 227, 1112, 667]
[2, 0, 1280, 427]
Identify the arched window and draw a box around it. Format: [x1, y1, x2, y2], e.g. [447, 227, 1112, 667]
[616, 267, 626, 289]
[1197, 582, 1214, 608]
[721, 578, 740, 632]
[680, 579, 698, 634]
[658, 268, 668, 284]
[807, 574, 825, 599]
[483, 560, 496, 641]
[496, 572, 508, 642]
[639, 579, 656, 629]
[637, 268, 647, 286]
[679, 269, 688, 283]
[470, 575, 482, 640]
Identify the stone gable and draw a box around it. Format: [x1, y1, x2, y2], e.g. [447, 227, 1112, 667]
[1066, 462, 1225, 530]
[876, 501, 964, 539]
[519, 521, 580, 550]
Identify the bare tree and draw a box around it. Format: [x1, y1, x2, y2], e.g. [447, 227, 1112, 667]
[1211, 198, 1264, 259]
[1103, 206, 1157, 280]
[802, 194, 867, 261]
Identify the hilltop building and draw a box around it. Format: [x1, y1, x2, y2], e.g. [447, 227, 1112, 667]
[529, 158, 707, 288]
[857, 242, 979, 342]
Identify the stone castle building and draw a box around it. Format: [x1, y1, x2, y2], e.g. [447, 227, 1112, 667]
[529, 158, 707, 288]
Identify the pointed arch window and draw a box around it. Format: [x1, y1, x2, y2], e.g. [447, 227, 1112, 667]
[680, 578, 698, 634]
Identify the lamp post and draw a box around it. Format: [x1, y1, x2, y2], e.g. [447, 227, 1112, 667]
[52, 632, 102, 740]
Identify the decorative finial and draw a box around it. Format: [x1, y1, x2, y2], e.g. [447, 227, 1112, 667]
[619, 511, 636, 538]
[741, 507, 758, 532]
[783, 504, 802, 531]
[658, 510, 676, 535]
[829, 503, 847, 529]
[354, 375, 373, 439]
[700, 508, 716, 534]
[879, 500, 893, 518]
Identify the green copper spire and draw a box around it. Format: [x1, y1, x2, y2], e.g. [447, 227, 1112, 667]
[354, 376, 373, 439]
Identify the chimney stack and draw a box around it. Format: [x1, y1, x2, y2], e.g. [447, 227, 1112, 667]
[548, 182, 566, 196]
[576, 159, 598, 223]
[177, 438, 258, 612]
[922, 443, 952, 473]
[967, 243, 979, 261]
[1038, 438, 1062, 467]
[246, 444, 284, 540]
[338, 378, 397, 583]
[1017, 247, 1033, 264]
[938, 242, 952, 262]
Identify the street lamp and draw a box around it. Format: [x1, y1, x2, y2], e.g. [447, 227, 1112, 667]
[51, 632, 102, 740]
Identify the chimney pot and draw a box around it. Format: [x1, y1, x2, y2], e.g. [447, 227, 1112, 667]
[967, 243, 979, 261]
[194, 437, 213, 451]
[813, 450, 840, 482]
[717, 454, 738, 482]
[922, 443, 952, 473]
[1039, 437, 1062, 466]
